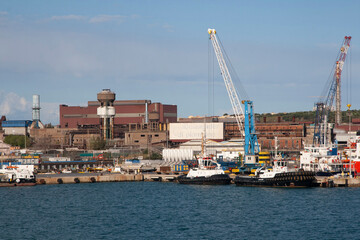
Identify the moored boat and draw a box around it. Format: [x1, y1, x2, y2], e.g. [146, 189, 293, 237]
[0, 164, 36, 187]
[177, 157, 231, 185]
[234, 158, 316, 187]
[299, 145, 342, 176]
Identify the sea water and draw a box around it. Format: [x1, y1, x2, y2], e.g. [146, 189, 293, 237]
[0, 182, 359, 239]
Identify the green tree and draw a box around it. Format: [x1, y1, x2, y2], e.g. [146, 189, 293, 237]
[4, 135, 32, 148]
[90, 137, 106, 150]
[149, 152, 162, 160]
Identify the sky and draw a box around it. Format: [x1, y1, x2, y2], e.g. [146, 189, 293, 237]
[0, 0, 359, 124]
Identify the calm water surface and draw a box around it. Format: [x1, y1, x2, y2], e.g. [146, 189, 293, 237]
[1, 182, 359, 239]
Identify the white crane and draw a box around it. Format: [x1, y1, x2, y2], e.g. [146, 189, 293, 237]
[208, 28, 245, 136]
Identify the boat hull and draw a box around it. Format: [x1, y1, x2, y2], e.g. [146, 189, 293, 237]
[177, 174, 231, 185]
[234, 171, 316, 187]
[0, 182, 37, 187]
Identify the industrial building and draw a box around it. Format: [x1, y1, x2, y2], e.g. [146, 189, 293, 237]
[2, 120, 33, 136]
[176, 116, 310, 153]
[60, 100, 177, 129]
[25, 89, 179, 149]
[59, 89, 177, 141]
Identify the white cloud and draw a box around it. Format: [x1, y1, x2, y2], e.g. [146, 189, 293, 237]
[49, 14, 130, 24]
[0, 91, 29, 116]
[0, 91, 60, 124]
[51, 15, 86, 21]
[89, 15, 125, 23]
[0, 11, 8, 15]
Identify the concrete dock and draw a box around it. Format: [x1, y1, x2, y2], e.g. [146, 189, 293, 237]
[315, 176, 360, 187]
[37, 173, 144, 184]
[36, 173, 360, 187]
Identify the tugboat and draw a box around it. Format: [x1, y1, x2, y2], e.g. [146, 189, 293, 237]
[0, 164, 37, 187]
[234, 157, 316, 187]
[177, 156, 231, 185]
[177, 131, 231, 185]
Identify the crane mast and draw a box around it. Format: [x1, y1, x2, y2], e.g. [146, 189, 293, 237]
[208, 28, 245, 137]
[208, 28, 259, 158]
[313, 36, 351, 145]
[335, 36, 351, 125]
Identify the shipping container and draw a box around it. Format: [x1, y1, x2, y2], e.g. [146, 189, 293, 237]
[172, 164, 189, 172]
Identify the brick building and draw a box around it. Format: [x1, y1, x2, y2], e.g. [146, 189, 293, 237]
[60, 100, 177, 128]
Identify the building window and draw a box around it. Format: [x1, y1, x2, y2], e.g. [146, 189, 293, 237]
[135, 140, 139, 143]
[141, 135, 145, 137]
[155, 134, 159, 137]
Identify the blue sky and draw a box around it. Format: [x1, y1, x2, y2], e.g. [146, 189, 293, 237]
[0, 0, 359, 124]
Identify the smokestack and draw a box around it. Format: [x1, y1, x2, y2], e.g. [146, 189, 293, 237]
[145, 101, 148, 124]
[32, 94, 40, 121]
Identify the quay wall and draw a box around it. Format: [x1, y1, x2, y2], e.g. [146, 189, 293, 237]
[37, 173, 144, 185]
[316, 176, 360, 187]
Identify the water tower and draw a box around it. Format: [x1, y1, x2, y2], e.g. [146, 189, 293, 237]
[97, 89, 116, 140]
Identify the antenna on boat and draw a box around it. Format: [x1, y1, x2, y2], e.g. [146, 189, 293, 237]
[202, 116, 207, 157]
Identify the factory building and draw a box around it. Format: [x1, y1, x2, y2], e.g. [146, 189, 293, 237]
[169, 122, 224, 142]
[60, 98, 177, 129]
[177, 116, 309, 152]
[2, 120, 33, 136]
[49, 89, 178, 148]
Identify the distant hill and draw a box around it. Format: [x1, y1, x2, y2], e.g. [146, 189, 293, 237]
[254, 109, 360, 123]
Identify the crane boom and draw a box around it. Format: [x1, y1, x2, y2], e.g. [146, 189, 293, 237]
[313, 36, 351, 145]
[208, 28, 245, 136]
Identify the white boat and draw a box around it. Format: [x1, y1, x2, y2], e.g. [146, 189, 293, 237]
[299, 145, 342, 175]
[177, 130, 231, 185]
[61, 168, 72, 174]
[0, 164, 36, 187]
[177, 156, 231, 185]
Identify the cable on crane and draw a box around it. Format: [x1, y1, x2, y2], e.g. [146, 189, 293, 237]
[216, 35, 249, 101]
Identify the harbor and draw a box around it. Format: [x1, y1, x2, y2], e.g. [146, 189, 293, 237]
[2, 1, 360, 239]
[33, 171, 360, 187]
[1, 30, 360, 189]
